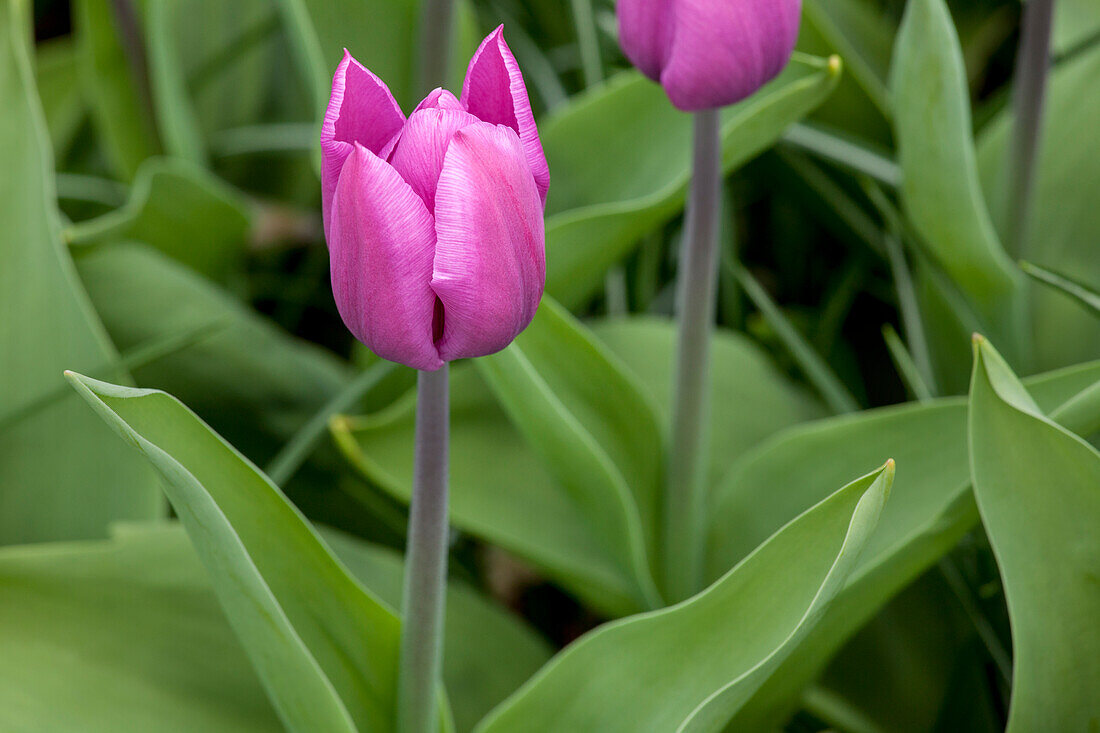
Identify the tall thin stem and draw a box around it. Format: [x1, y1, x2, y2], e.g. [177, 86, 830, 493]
[665, 110, 722, 602]
[417, 0, 457, 99]
[396, 366, 450, 733]
[1006, 0, 1055, 259]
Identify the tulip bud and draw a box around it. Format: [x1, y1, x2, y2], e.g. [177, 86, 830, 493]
[618, 0, 803, 111]
[321, 27, 549, 371]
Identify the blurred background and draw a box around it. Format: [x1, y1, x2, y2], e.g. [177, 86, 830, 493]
[5, 0, 1100, 730]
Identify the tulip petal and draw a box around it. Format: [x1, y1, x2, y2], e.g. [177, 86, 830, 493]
[617, 0, 675, 81]
[414, 87, 465, 113]
[329, 144, 442, 371]
[460, 26, 550, 204]
[388, 107, 480, 211]
[321, 50, 406, 239]
[432, 122, 545, 361]
[660, 0, 802, 111]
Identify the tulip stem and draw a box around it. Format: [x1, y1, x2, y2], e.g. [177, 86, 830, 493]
[417, 0, 458, 99]
[666, 109, 722, 602]
[397, 366, 450, 733]
[1006, 0, 1055, 259]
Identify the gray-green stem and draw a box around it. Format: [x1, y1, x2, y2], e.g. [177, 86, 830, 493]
[665, 109, 722, 602]
[417, 0, 457, 99]
[1006, 0, 1055, 259]
[396, 366, 450, 733]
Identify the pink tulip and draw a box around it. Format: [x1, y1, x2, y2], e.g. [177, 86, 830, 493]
[321, 27, 548, 371]
[618, 0, 803, 111]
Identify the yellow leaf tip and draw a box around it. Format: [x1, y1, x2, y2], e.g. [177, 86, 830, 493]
[827, 55, 842, 76]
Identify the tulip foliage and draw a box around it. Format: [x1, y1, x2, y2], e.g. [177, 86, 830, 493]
[3, 0, 1100, 731]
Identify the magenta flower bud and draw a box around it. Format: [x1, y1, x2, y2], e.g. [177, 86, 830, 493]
[321, 27, 549, 371]
[617, 0, 803, 111]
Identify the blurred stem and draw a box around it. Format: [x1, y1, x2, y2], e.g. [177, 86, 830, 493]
[666, 110, 722, 602]
[570, 0, 603, 88]
[108, 0, 156, 127]
[1006, 0, 1055, 259]
[417, 0, 457, 99]
[397, 366, 450, 733]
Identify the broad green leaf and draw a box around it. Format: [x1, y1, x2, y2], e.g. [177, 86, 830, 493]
[0, 528, 282, 732]
[67, 158, 251, 283]
[73, 0, 161, 178]
[707, 358, 1100, 727]
[968, 338, 1100, 731]
[0, 2, 161, 544]
[1021, 260, 1100, 319]
[66, 373, 407, 733]
[890, 0, 1021, 338]
[977, 43, 1100, 371]
[477, 299, 663, 608]
[276, 0, 479, 114]
[75, 244, 351, 464]
[1054, 0, 1100, 55]
[332, 366, 644, 617]
[0, 519, 549, 733]
[321, 530, 552, 733]
[475, 464, 893, 733]
[542, 56, 841, 307]
[35, 37, 85, 160]
[591, 317, 825, 488]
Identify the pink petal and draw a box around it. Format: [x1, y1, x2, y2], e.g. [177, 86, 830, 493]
[328, 144, 443, 371]
[460, 26, 550, 205]
[617, 0, 675, 82]
[321, 50, 406, 241]
[660, 0, 803, 111]
[432, 122, 545, 361]
[414, 87, 466, 113]
[388, 107, 480, 211]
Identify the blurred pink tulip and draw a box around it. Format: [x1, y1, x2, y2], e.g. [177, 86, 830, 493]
[321, 27, 548, 371]
[618, 0, 802, 111]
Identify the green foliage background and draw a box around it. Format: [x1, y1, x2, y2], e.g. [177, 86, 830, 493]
[3, 0, 1100, 730]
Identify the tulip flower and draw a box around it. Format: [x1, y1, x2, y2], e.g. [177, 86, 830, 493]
[321, 26, 549, 372]
[618, 0, 803, 111]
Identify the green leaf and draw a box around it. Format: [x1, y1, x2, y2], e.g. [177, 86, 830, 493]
[1021, 260, 1100, 319]
[477, 298, 663, 608]
[75, 244, 351, 465]
[1054, 0, 1100, 56]
[332, 366, 644, 617]
[0, 1, 161, 545]
[802, 0, 894, 116]
[890, 0, 1020, 335]
[145, 0, 206, 164]
[475, 464, 893, 733]
[66, 373, 406, 733]
[276, 0, 479, 115]
[321, 530, 553, 733]
[706, 358, 1100, 727]
[73, 0, 161, 179]
[35, 37, 85, 160]
[968, 337, 1100, 731]
[0, 526, 282, 732]
[0, 519, 549, 733]
[67, 158, 251, 283]
[591, 317, 825, 488]
[542, 56, 841, 307]
[977, 43, 1100, 371]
